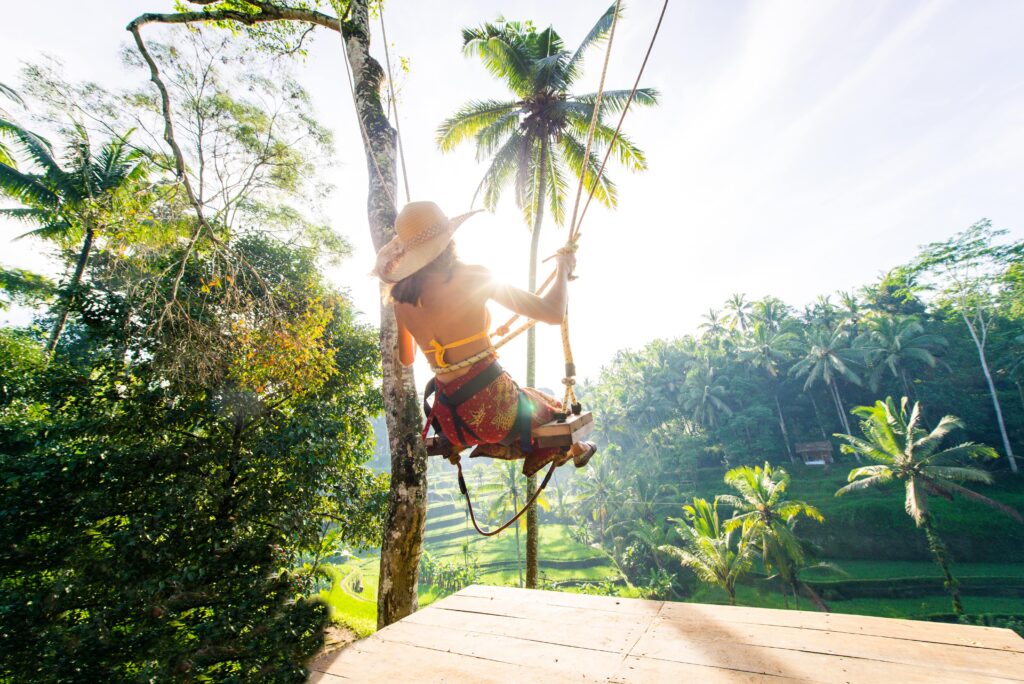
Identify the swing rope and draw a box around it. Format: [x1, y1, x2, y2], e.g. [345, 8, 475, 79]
[378, 4, 412, 203]
[446, 0, 670, 412]
[456, 459, 557, 537]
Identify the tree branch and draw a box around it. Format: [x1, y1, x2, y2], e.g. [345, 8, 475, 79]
[127, 3, 342, 35]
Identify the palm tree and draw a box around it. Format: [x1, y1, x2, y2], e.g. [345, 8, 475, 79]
[790, 325, 862, 438]
[836, 290, 864, 335]
[725, 293, 752, 332]
[719, 463, 824, 608]
[573, 456, 621, 546]
[682, 361, 732, 432]
[476, 460, 549, 587]
[740, 322, 800, 462]
[660, 497, 752, 605]
[855, 315, 946, 398]
[0, 124, 148, 353]
[699, 308, 728, 342]
[835, 397, 1021, 615]
[0, 82, 28, 167]
[751, 296, 790, 333]
[439, 4, 656, 589]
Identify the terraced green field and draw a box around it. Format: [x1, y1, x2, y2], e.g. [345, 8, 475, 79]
[325, 463, 1024, 634]
[322, 463, 617, 633]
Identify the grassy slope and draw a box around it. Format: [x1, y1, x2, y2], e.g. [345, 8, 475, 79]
[327, 461, 1024, 632]
[323, 464, 617, 633]
[694, 463, 1024, 563]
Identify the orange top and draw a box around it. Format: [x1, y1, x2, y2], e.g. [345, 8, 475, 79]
[428, 328, 491, 368]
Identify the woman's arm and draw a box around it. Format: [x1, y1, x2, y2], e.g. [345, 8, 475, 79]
[397, 317, 416, 367]
[490, 252, 575, 325]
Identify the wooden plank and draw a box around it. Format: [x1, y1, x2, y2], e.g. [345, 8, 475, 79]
[609, 655, 809, 684]
[307, 671, 350, 682]
[631, 622, 1021, 684]
[370, 619, 625, 680]
[404, 597, 650, 654]
[432, 592, 659, 628]
[427, 412, 594, 453]
[659, 601, 1024, 652]
[313, 636, 579, 683]
[456, 584, 665, 616]
[642, 616, 1024, 679]
[533, 412, 593, 437]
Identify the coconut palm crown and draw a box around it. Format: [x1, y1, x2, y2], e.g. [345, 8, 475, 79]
[835, 397, 1021, 526]
[660, 497, 752, 605]
[719, 462, 823, 574]
[437, 5, 657, 226]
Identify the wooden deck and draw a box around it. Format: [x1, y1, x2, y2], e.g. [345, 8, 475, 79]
[310, 584, 1024, 683]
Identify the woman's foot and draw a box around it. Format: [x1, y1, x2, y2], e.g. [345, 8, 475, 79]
[569, 441, 597, 468]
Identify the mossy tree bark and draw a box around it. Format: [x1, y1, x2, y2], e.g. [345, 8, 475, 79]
[339, 0, 428, 628]
[127, 0, 428, 629]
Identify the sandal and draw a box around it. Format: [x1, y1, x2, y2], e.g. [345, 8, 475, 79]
[569, 441, 597, 468]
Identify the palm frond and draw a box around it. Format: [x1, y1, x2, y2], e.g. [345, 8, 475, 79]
[462, 26, 536, 97]
[476, 131, 525, 212]
[0, 162, 59, 207]
[437, 99, 521, 153]
[567, 3, 620, 75]
[927, 479, 1023, 522]
[904, 477, 927, 526]
[564, 112, 647, 172]
[923, 466, 993, 485]
[573, 88, 659, 114]
[545, 145, 569, 226]
[558, 132, 617, 209]
[835, 474, 891, 496]
[913, 415, 966, 459]
[0, 82, 24, 106]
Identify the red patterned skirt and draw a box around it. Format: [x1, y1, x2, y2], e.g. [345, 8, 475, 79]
[426, 356, 570, 476]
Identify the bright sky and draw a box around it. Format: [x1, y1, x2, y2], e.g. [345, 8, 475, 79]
[2, 1, 1023, 390]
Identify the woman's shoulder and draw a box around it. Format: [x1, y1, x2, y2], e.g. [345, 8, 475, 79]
[454, 262, 493, 283]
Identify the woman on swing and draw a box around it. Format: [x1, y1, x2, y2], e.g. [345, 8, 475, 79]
[374, 201, 597, 477]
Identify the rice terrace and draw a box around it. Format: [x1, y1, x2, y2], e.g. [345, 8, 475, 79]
[2, 1, 1024, 682]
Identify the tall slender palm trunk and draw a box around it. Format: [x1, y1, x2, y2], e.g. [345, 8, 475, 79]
[829, 382, 859, 462]
[46, 226, 94, 354]
[922, 513, 963, 616]
[525, 138, 549, 589]
[829, 381, 850, 435]
[808, 392, 828, 440]
[962, 314, 1017, 473]
[773, 392, 796, 463]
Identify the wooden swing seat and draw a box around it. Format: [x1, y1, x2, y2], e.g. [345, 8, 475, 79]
[425, 411, 594, 456]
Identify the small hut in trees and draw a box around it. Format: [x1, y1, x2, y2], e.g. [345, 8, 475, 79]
[795, 441, 834, 465]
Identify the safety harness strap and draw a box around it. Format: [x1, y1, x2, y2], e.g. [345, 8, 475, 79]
[457, 457, 557, 537]
[422, 361, 533, 454]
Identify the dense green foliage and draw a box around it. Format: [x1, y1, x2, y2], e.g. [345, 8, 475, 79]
[567, 223, 1024, 603]
[1, 34, 386, 682]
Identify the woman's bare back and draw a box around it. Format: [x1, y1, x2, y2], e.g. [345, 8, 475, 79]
[395, 264, 495, 374]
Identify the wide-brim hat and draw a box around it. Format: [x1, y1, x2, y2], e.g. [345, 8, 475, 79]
[373, 201, 482, 283]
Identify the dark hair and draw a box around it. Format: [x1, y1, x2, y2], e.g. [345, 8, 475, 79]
[388, 242, 458, 306]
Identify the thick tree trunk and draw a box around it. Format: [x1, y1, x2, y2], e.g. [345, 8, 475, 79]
[46, 226, 94, 354]
[513, 487, 523, 587]
[963, 314, 1017, 473]
[340, 2, 427, 628]
[525, 138, 549, 589]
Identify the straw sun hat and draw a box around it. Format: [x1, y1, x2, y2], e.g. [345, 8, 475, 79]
[373, 201, 482, 283]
